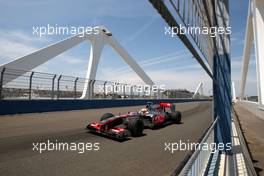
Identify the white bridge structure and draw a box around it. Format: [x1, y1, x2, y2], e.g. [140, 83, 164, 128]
[240, 0, 264, 110]
[192, 82, 204, 99]
[0, 26, 154, 99]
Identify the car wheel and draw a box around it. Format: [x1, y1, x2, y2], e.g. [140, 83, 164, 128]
[128, 118, 144, 137]
[171, 111, 182, 123]
[100, 113, 114, 121]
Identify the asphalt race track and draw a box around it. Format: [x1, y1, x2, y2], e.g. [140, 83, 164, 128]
[0, 101, 212, 176]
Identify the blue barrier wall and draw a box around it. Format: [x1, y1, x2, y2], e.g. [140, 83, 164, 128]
[0, 99, 211, 115]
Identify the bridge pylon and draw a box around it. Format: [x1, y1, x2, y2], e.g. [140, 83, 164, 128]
[240, 0, 264, 109]
[0, 26, 154, 99]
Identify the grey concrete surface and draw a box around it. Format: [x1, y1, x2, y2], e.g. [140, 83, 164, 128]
[0, 102, 212, 176]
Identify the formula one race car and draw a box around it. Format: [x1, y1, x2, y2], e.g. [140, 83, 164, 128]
[86, 102, 182, 140]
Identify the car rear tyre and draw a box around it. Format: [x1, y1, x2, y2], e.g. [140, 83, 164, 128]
[171, 111, 182, 123]
[100, 113, 114, 121]
[128, 118, 144, 137]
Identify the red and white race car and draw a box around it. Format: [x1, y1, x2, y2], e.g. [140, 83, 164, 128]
[86, 102, 182, 140]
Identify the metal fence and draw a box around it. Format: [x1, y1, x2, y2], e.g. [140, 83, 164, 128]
[149, 0, 215, 78]
[178, 111, 258, 176]
[0, 68, 178, 100]
[165, 0, 214, 62]
[178, 117, 218, 176]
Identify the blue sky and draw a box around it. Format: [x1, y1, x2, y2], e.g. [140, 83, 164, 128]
[0, 0, 257, 96]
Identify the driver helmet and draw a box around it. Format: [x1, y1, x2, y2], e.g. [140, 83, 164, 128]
[139, 108, 148, 114]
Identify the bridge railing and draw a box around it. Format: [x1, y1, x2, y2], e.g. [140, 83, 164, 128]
[0, 68, 196, 100]
[177, 110, 258, 176]
[177, 117, 218, 176]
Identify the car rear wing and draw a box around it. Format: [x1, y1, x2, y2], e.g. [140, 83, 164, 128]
[159, 102, 173, 108]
